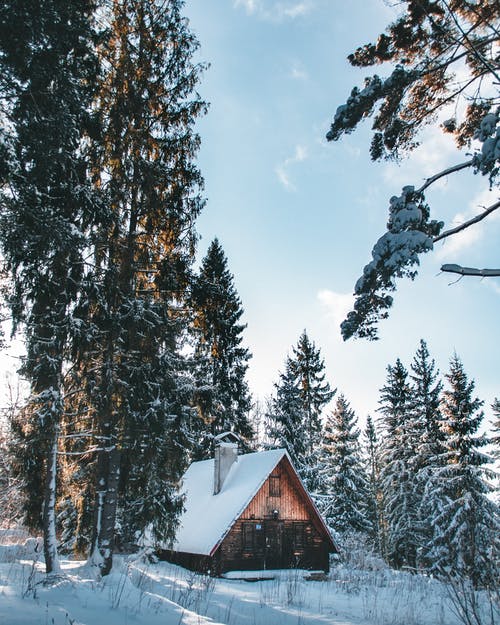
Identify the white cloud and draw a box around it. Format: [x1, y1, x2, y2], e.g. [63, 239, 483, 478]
[275, 144, 308, 191]
[383, 129, 460, 190]
[233, 0, 313, 21]
[317, 289, 354, 340]
[435, 187, 500, 260]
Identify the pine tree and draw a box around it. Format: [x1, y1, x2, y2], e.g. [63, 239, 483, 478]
[492, 398, 500, 461]
[0, 0, 99, 574]
[319, 394, 371, 537]
[363, 415, 382, 554]
[63, 0, 207, 575]
[423, 355, 499, 587]
[408, 339, 444, 565]
[267, 331, 334, 492]
[190, 238, 253, 458]
[377, 358, 420, 569]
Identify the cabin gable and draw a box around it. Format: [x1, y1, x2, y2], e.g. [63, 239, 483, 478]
[160, 448, 335, 576]
[213, 456, 332, 573]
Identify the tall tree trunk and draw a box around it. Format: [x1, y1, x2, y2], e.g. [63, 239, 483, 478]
[43, 425, 61, 575]
[89, 443, 121, 576]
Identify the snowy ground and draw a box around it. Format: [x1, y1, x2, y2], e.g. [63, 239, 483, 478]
[0, 535, 494, 625]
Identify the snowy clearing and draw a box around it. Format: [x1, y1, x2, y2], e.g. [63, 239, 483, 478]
[0, 537, 493, 625]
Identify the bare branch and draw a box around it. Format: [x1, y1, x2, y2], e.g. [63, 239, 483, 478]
[434, 200, 500, 242]
[418, 159, 474, 194]
[441, 264, 500, 277]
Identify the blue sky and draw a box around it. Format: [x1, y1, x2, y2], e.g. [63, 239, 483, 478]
[0, 0, 497, 430]
[185, 0, 500, 424]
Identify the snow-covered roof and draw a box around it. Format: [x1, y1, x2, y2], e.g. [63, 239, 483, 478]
[171, 448, 287, 556]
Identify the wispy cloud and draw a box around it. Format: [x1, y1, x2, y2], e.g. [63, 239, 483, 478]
[383, 129, 459, 190]
[435, 187, 500, 260]
[275, 145, 308, 191]
[317, 289, 354, 340]
[234, 0, 313, 21]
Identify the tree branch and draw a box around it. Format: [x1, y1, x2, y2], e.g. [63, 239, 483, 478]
[418, 159, 474, 194]
[433, 200, 500, 242]
[441, 264, 500, 277]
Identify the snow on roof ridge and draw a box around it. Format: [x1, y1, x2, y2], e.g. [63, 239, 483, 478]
[170, 448, 287, 556]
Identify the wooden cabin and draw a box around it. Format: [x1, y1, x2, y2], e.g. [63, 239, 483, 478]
[160, 435, 336, 575]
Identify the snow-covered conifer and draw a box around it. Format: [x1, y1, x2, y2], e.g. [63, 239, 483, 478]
[190, 239, 253, 458]
[422, 355, 499, 587]
[408, 339, 444, 565]
[319, 394, 372, 537]
[0, 0, 99, 574]
[363, 415, 382, 553]
[62, 0, 207, 575]
[266, 331, 334, 492]
[377, 358, 420, 569]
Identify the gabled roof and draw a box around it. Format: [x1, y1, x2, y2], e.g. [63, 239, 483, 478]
[170, 448, 335, 557]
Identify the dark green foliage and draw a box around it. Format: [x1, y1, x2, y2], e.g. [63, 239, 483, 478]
[267, 331, 335, 492]
[422, 355, 499, 587]
[190, 239, 253, 459]
[377, 358, 421, 568]
[0, 0, 99, 573]
[63, 0, 208, 575]
[319, 394, 372, 536]
[363, 415, 383, 553]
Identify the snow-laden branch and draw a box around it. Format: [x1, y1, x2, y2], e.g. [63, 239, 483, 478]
[434, 200, 500, 243]
[441, 264, 500, 277]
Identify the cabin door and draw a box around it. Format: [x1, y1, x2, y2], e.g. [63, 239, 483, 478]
[264, 521, 283, 569]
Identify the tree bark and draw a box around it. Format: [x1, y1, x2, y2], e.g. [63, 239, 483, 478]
[43, 425, 61, 575]
[89, 443, 121, 576]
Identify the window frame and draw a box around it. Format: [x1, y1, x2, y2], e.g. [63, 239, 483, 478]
[269, 474, 281, 498]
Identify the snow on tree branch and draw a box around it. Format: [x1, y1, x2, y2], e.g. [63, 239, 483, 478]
[441, 264, 500, 277]
[328, 0, 500, 340]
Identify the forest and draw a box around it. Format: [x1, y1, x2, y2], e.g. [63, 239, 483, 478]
[0, 1, 498, 619]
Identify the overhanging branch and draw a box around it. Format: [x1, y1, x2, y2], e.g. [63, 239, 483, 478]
[441, 264, 500, 277]
[434, 200, 500, 243]
[418, 159, 474, 194]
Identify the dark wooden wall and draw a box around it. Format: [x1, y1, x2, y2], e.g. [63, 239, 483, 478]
[161, 456, 333, 575]
[214, 457, 331, 573]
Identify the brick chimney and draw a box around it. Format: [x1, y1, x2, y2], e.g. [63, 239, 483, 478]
[213, 433, 239, 495]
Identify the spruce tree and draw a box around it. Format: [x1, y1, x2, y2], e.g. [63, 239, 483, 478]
[319, 394, 371, 537]
[492, 398, 500, 462]
[64, 0, 207, 575]
[363, 415, 382, 554]
[0, 0, 99, 574]
[190, 238, 253, 458]
[267, 330, 334, 492]
[377, 358, 420, 569]
[408, 339, 444, 565]
[423, 355, 499, 587]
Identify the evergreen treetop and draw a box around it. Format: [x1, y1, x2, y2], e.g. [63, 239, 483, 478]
[190, 238, 253, 458]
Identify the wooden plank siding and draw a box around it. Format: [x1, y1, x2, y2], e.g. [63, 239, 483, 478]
[214, 456, 331, 574]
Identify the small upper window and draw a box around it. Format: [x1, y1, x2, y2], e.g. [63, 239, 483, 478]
[269, 474, 281, 498]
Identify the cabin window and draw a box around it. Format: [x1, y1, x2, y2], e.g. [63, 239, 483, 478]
[269, 475, 281, 497]
[293, 523, 306, 550]
[242, 523, 255, 551]
[243, 522, 264, 552]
